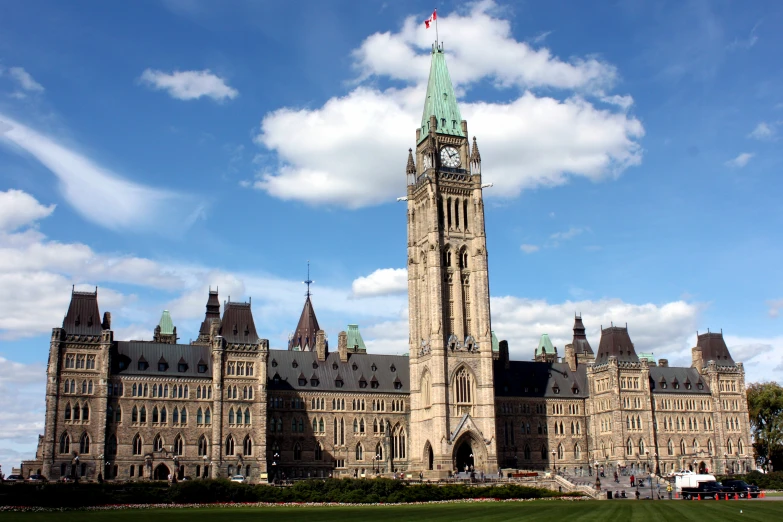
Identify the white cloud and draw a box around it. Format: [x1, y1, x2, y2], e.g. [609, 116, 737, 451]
[725, 152, 754, 168]
[352, 2, 617, 92]
[520, 244, 540, 254]
[0, 114, 202, 232]
[0, 189, 55, 231]
[767, 299, 783, 318]
[250, 1, 643, 208]
[550, 227, 584, 241]
[727, 21, 761, 51]
[7, 67, 44, 92]
[139, 69, 238, 101]
[0, 356, 46, 475]
[351, 268, 408, 298]
[724, 334, 783, 383]
[748, 122, 776, 141]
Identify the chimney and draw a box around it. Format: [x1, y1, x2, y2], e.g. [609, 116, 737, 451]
[338, 331, 349, 362]
[315, 330, 327, 361]
[500, 340, 510, 369]
[564, 344, 577, 372]
[691, 346, 703, 369]
[658, 359, 668, 368]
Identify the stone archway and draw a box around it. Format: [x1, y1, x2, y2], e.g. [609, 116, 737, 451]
[698, 461, 707, 474]
[424, 441, 434, 471]
[452, 431, 488, 474]
[153, 463, 170, 481]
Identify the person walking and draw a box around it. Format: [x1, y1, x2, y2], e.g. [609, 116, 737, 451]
[614, 471, 619, 483]
[630, 474, 635, 487]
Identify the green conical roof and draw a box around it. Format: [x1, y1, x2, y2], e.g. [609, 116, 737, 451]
[419, 44, 464, 143]
[158, 310, 174, 335]
[535, 334, 555, 357]
[491, 330, 499, 353]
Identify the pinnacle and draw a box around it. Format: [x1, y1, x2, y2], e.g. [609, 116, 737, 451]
[406, 148, 416, 174]
[471, 136, 481, 162]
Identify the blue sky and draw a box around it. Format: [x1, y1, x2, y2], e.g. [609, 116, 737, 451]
[0, 0, 782, 471]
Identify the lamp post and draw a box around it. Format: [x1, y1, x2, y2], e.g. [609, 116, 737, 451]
[551, 450, 556, 474]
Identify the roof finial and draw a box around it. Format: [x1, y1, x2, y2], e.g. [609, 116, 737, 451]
[406, 148, 416, 175]
[304, 260, 314, 298]
[471, 136, 481, 161]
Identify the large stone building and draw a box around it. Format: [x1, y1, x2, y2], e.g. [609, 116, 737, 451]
[22, 44, 753, 482]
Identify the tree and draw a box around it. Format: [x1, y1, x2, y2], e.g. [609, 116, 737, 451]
[747, 382, 783, 470]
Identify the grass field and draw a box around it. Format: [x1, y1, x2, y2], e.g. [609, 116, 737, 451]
[3, 500, 783, 522]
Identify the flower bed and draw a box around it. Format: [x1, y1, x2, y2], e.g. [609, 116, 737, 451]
[0, 496, 588, 513]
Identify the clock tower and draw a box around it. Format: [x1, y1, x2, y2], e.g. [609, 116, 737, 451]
[407, 43, 497, 476]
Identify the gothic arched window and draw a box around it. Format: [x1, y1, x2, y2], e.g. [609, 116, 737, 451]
[132, 434, 142, 455]
[243, 435, 252, 456]
[153, 434, 163, 452]
[293, 442, 302, 460]
[198, 435, 208, 456]
[59, 432, 70, 454]
[225, 435, 235, 456]
[421, 371, 431, 408]
[79, 432, 90, 454]
[356, 443, 364, 461]
[454, 367, 473, 404]
[174, 435, 183, 456]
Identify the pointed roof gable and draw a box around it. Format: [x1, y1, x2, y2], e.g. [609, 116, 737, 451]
[571, 315, 593, 355]
[596, 326, 639, 363]
[219, 301, 258, 345]
[289, 296, 320, 351]
[199, 289, 221, 336]
[697, 331, 736, 366]
[419, 44, 464, 143]
[62, 288, 102, 335]
[158, 310, 174, 335]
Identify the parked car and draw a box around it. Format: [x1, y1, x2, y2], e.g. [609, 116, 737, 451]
[721, 479, 760, 498]
[26, 474, 48, 483]
[4, 474, 25, 483]
[230, 475, 246, 483]
[680, 480, 728, 500]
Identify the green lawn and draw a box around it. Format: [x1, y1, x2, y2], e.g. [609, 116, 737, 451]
[3, 500, 782, 522]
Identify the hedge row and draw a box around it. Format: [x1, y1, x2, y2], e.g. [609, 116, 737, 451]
[0, 479, 579, 508]
[716, 471, 783, 491]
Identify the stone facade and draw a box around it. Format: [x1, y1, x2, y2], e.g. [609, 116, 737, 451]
[21, 44, 753, 482]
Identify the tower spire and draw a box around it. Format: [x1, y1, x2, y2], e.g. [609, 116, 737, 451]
[303, 260, 314, 298]
[419, 39, 463, 143]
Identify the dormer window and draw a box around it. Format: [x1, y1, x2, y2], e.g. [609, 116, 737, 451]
[685, 383, 692, 390]
[332, 363, 339, 370]
[233, 324, 238, 335]
[441, 118, 446, 128]
[310, 378, 319, 387]
[158, 362, 168, 372]
[573, 387, 579, 395]
[390, 365, 396, 373]
[335, 378, 344, 388]
[312, 362, 318, 369]
[138, 359, 149, 371]
[273, 373, 281, 384]
[352, 363, 358, 371]
[118, 361, 126, 370]
[292, 360, 298, 368]
[697, 383, 704, 390]
[661, 381, 667, 389]
[553, 386, 560, 394]
[197, 363, 207, 374]
[178, 363, 187, 373]
[359, 378, 367, 389]
[298, 377, 307, 386]
[371, 364, 377, 372]
[271, 359, 278, 367]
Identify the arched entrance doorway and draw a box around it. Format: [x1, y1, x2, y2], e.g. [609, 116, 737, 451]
[455, 440, 474, 473]
[153, 463, 170, 481]
[698, 461, 707, 474]
[427, 444, 434, 471]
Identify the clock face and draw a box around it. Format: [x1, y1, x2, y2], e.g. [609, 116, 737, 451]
[440, 146, 460, 168]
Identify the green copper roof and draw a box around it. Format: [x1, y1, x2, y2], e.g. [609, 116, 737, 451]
[158, 310, 174, 335]
[491, 330, 499, 352]
[639, 352, 655, 363]
[535, 334, 555, 357]
[419, 44, 464, 143]
[346, 324, 367, 353]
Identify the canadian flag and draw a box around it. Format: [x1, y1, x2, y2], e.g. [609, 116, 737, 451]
[424, 9, 437, 29]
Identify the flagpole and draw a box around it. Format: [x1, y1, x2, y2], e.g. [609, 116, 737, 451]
[435, 9, 439, 48]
